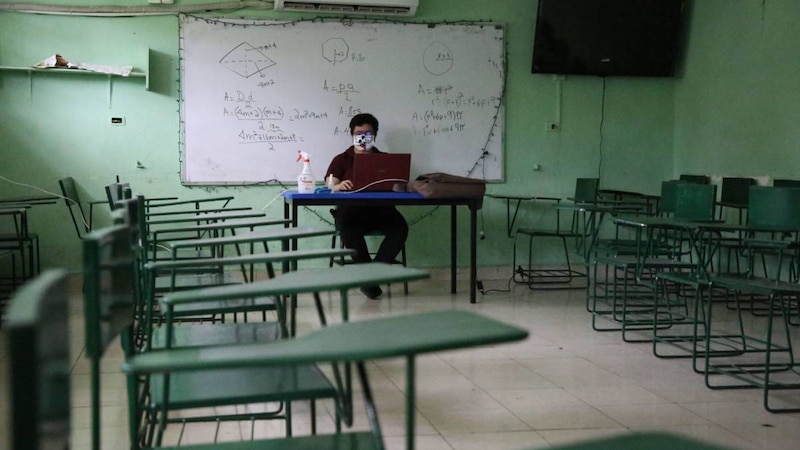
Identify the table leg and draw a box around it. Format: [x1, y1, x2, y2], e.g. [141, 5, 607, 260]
[406, 355, 416, 450]
[450, 205, 457, 294]
[470, 204, 477, 304]
[287, 201, 299, 336]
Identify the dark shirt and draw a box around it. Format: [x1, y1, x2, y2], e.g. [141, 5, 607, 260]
[325, 145, 383, 183]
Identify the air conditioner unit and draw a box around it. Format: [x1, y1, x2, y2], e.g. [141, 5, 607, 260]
[274, 0, 418, 16]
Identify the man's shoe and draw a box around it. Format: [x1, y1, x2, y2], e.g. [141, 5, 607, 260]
[360, 285, 383, 300]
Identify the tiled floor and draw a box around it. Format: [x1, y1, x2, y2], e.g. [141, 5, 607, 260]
[3, 273, 800, 449]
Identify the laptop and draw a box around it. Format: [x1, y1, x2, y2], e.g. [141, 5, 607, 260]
[351, 153, 412, 192]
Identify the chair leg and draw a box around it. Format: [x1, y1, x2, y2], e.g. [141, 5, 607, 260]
[402, 244, 409, 295]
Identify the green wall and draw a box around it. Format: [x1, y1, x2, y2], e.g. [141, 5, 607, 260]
[0, 0, 677, 270]
[674, 0, 800, 179]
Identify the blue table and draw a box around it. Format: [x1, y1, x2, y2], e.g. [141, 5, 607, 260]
[282, 191, 483, 303]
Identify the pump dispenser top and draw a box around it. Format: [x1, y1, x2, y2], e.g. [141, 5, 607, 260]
[296, 151, 315, 193]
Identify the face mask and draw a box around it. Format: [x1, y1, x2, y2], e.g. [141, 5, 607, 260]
[353, 132, 375, 151]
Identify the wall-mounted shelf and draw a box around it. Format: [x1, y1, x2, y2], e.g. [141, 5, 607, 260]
[0, 48, 151, 107]
[0, 65, 148, 88]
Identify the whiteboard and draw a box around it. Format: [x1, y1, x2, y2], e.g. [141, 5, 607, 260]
[180, 16, 505, 185]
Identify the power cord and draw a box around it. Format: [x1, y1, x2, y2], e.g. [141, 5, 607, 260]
[477, 274, 515, 295]
[340, 178, 409, 194]
[260, 189, 290, 211]
[0, 173, 91, 230]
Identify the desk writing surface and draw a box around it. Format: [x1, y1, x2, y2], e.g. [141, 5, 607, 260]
[613, 215, 697, 230]
[124, 310, 527, 372]
[168, 226, 335, 249]
[555, 203, 640, 214]
[163, 263, 429, 306]
[0, 195, 58, 205]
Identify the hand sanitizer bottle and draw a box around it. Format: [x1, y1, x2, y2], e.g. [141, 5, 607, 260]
[296, 151, 315, 193]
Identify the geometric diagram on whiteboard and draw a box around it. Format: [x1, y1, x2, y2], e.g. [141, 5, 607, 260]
[219, 42, 277, 78]
[423, 41, 453, 75]
[321, 38, 349, 65]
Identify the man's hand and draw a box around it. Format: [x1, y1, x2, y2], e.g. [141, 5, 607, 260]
[336, 180, 353, 191]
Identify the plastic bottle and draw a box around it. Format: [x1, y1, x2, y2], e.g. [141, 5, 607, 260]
[296, 151, 315, 193]
[326, 174, 336, 191]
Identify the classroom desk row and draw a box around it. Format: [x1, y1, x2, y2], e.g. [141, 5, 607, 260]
[487, 184, 800, 414]
[0, 194, 59, 305]
[570, 202, 800, 413]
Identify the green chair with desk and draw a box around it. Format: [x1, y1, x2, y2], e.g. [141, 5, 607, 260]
[106, 199, 430, 445]
[115, 197, 337, 348]
[653, 186, 800, 376]
[773, 178, 800, 188]
[81, 221, 345, 449]
[512, 178, 598, 289]
[703, 186, 800, 412]
[6, 266, 528, 450]
[59, 176, 107, 239]
[125, 308, 527, 450]
[592, 183, 716, 343]
[131, 193, 264, 288]
[154, 262, 434, 441]
[157, 219, 341, 334]
[588, 179, 690, 323]
[718, 177, 754, 222]
[4, 269, 71, 450]
[0, 203, 43, 285]
[714, 177, 756, 274]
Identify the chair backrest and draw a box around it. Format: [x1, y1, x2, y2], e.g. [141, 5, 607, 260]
[5, 269, 71, 450]
[658, 180, 685, 215]
[773, 178, 800, 188]
[747, 186, 800, 230]
[105, 182, 132, 210]
[58, 176, 89, 238]
[674, 183, 717, 221]
[573, 178, 599, 203]
[83, 223, 137, 361]
[720, 177, 755, 207]
[679, 174, 710, 184]
[82, 215, 139, 450]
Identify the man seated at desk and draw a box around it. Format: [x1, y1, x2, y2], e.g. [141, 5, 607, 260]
[325, 113, 408, 300]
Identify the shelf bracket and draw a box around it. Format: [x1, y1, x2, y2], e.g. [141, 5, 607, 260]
[108, 75, 113, 109]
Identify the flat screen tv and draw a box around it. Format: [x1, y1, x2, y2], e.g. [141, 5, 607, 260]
[532, 0, 687, 77]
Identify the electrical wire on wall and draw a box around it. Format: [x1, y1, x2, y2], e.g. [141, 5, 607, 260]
[0, 174, 91, 230]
